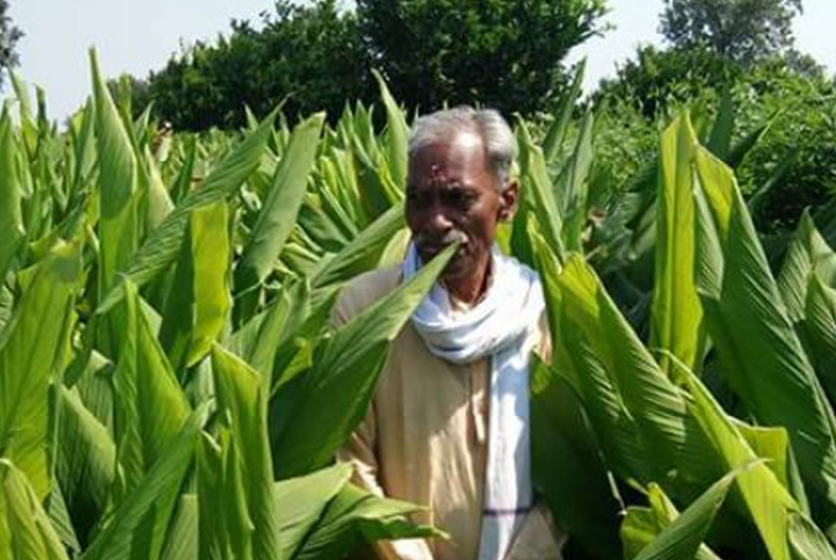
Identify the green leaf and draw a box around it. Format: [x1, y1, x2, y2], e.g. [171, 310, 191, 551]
[274, 463, 352, 560]
[89, 48, 139, 298]
[372, 70, 409, 191]
[54, 387, 116, 547]
[140, 146, 174, 231]
[273, 243, 456, 479]
[0, 240, 82, 500]
[530, 355, 623, 560]
[235, 113, 325, 297]
[0, 108, 25, 283]
[693, 145, 836, 529]
[0, 458, 70, 560]
[804, 275, 836, 406]
[311, 203, 406, 289]
[681, 360, 797, 560]
[109, 280, 191, 560]
[113, 280, 190, 494]
[706, 89, 734, 160]
[625, 472, 734, 560]
[559, 109, 595, 252]
[293, 482, 442, 560]
[777, 211, 836, 325]
[159, 495, 198, 560]
[97, 107, 280, 313]
[209, 344, 281, 560]
[518, 123, 566, 261]
[80, 404, 210, 560]
[536, 244, 721, 499]
[651, 114, 705, 377]
[197, 429, 254, 560]
[186, 201, 232, 367]
[789, 513, 836, 560]
[543, 60, 585, 164]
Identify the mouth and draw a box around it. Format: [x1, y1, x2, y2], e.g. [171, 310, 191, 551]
[416, 237, 468, 263]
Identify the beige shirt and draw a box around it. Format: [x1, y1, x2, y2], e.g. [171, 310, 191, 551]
[335, 266, 564, 560]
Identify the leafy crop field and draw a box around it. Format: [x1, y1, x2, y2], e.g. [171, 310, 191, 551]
[3, 49, 836, 560]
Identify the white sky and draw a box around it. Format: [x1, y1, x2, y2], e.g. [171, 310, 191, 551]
[4, 0, 835, 121]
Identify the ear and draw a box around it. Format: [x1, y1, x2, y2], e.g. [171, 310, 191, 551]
[498, 179, 519, 222]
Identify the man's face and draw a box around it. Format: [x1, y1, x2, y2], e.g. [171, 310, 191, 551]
[405, 129, 517, 280]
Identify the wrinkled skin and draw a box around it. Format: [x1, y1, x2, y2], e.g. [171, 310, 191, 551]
[405, 129, 518, 304]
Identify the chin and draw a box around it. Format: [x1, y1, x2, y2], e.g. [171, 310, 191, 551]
[442, 256, 473, 278]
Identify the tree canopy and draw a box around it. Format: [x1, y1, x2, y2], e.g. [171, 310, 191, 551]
[659, 0, 803, 63]
[146, 0, 370, 130]
[356, 0, 608, 116]
[141, 0, 608, 130]
[0, 0, 23, 88]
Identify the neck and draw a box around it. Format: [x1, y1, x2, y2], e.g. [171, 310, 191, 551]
[443, 252, 492, 305]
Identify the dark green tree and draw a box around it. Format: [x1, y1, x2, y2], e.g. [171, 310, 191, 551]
[356, 0, 608, 116]
[0, 0, 23, 89]
[147, 0, 371, 130]
[660, 0, 803, 63]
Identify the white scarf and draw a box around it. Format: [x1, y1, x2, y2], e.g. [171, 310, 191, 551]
[403, 243, 545, 560]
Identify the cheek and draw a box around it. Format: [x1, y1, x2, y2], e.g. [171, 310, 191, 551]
[460, 210, 499, 248]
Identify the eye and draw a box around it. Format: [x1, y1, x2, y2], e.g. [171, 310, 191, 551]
[407, 189, 428, 209]
[447, 189, 476, 210]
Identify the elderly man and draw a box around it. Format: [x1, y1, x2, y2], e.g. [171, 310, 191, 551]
[335, 107, 564, 560]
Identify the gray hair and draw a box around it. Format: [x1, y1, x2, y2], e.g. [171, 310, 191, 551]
[408, 106, 516, 191]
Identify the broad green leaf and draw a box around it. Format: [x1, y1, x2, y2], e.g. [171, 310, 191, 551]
[186, 201, 231, 366]
[9, 71, 37, 158]
[312, 203, 406, 289]
[624, 473, 734, 560]
[274, 463, 352, 560]
[651, 114, 704, 377]
[97, 107, 279, 313]
[543, 60, 585, 163]
[372, 70, 409, 191]
[559, 109, 595, 252]
[706, 89, 734, 160]
[273, 243, 456, 479]
[89, 48, 139, 298]
[113, 280, 190, 494]
[54, 387, 116, 547]
[536, 245, 720, 498]
[293, 482, 442, 560]
[235, 113, 324, 297]
[109, 281, 191, 560]
[0, 240, 82, 500]
[90, 49, 140, 359]
[518, 123, 565, 261]
[693, 145, 836, 529]
[159, 495, 197, 560]
[530, 355, 623, 560]
[45, 483, 81, 557]
[734, 420, 810, 515]
[209, 344, 281, 560]
[0, 108, 25, 283]
[141, 146, 174, 231]
[0, 459, 70, 560]
[80, 404, 210, 560]
[197, 430, 254, 560]
[805, 275, 836, 406]
[682, 362, 797, 560]
[777, 211, 836, 325]
[789, 513, 836, 560]
[226, 282, 301, 378]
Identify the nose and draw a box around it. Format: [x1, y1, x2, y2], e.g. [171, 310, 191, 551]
[425, 202, 453, 236]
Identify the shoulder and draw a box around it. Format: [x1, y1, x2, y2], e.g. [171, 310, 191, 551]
[332, 265, 403, 327]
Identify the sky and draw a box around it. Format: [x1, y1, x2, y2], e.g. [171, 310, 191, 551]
[4, 0, 835, 121]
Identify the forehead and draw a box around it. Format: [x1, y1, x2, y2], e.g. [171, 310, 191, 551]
[407, 130, 492, 187]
